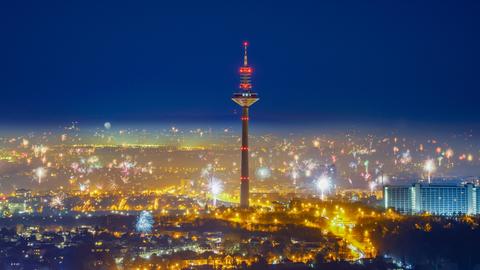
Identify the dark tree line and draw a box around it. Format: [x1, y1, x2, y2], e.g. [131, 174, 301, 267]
[357, 216, 480, 270]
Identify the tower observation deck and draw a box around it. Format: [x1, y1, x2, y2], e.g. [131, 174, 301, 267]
[232, 41, 259, 208]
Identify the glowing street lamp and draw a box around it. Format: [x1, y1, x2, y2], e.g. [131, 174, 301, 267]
[424, 159, 435, 184]
[316, 175, 331, 200]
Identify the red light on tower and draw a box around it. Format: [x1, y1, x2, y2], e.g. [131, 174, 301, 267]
[239, 41, 253, 90]
[239, 83, 252, 90]
[239, 67, 252, 73]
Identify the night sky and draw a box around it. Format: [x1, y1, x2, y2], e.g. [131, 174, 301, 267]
[1, 1, 479, 126]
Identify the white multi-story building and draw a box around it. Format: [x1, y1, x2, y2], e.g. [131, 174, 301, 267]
[384, 183, 477, 216]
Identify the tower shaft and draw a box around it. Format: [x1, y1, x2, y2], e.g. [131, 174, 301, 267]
[240, 106, 250, 208]
[232, 41, 258, 209]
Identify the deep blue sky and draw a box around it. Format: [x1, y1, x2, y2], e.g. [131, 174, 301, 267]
[1, 0, 479, 125]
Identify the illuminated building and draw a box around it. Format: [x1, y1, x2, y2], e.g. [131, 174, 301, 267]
[383, 185, 412, 214]
[384, 183, 477, 215]
[14, 189, 32, 199]
[232, 41, 259, 208]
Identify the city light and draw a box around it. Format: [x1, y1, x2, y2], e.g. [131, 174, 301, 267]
[1, 11, 477, 269]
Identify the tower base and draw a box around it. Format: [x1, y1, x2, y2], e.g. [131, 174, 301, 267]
[240, 180, 249, 208]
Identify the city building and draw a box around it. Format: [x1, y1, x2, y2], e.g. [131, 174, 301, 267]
[232, 41, 259, 208]
[384, 183, 478, 216]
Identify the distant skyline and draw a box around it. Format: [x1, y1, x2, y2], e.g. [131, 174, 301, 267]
[1, 1, 479, 125]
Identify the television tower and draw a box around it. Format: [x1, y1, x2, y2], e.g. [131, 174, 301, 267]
[232, 41, 259, 208]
